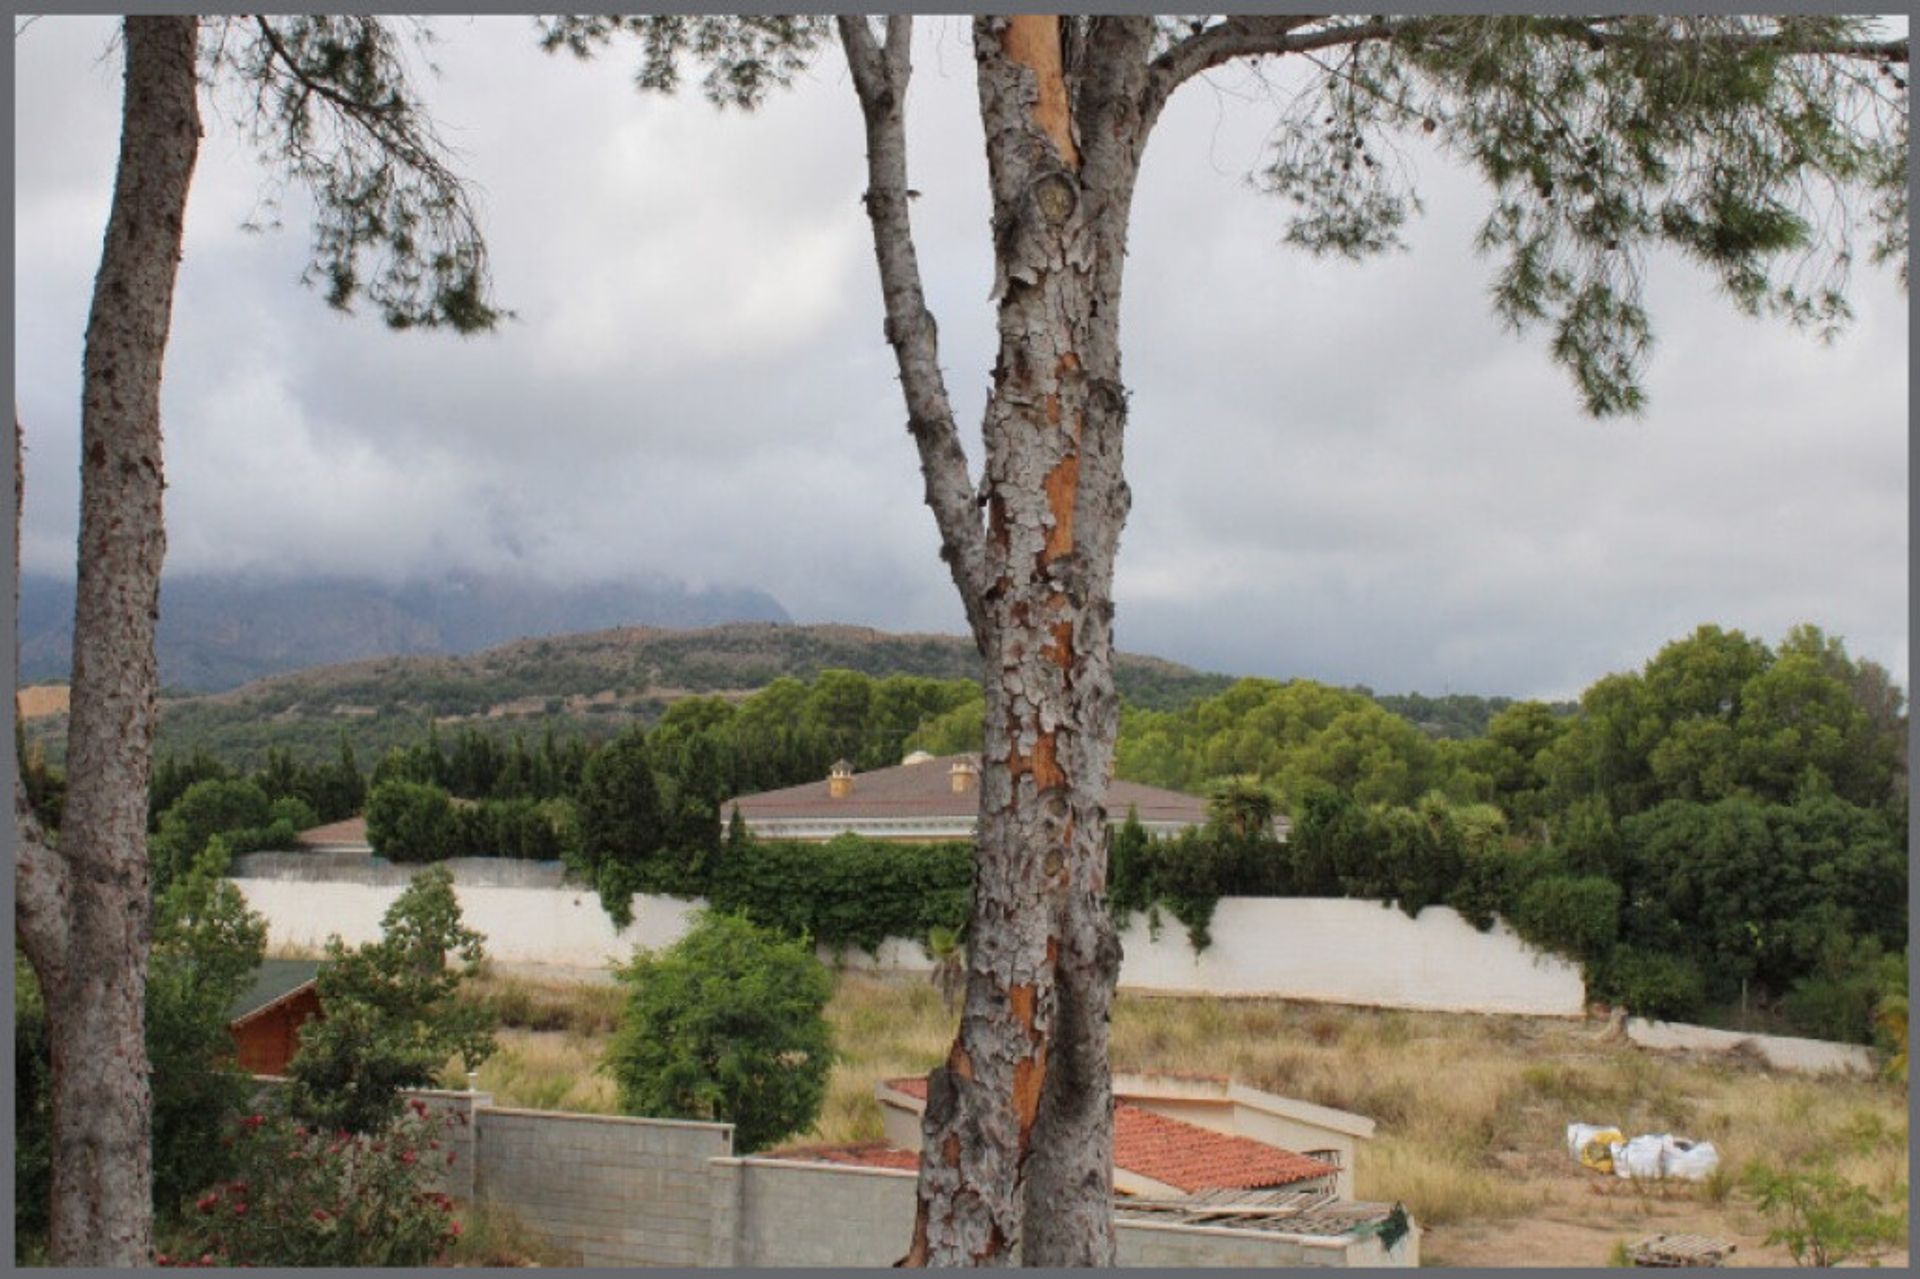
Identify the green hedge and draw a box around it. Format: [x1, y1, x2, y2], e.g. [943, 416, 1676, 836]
[706, 834, 971, 955]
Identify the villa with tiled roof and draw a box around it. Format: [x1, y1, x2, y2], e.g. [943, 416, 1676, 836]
[725, 751, 1282, 843]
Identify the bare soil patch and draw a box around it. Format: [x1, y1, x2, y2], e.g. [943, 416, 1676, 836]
[15, 684, 69, 720]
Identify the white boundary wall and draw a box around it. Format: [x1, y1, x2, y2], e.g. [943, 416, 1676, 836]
[232, 875, 1584, 1015]
[1626, 1018, 1876, 1075]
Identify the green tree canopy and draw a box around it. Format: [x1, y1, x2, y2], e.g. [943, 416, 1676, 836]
[286, 867, 494, 1134]
[605, 911, 834, 1153]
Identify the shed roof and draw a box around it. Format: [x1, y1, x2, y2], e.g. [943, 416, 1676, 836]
[880, 1077, 1337, 1193]
[229, 959, 322, 1025]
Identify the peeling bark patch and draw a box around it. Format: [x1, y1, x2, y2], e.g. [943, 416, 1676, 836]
[1030, 732, 1065, 791]
[1008, 981, 1036, 1032]
[1041, 454, 1079, 562]
[1043, 620, 1074, 671]
[1000, 16, 1080, 169]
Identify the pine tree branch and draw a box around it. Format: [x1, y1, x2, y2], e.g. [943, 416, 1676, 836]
[1144, 16, 1391, 123]
[1142, 15, 1906, 128]
[838, 15, 991, 653]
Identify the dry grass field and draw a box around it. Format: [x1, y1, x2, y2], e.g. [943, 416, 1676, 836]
[449, 969, 1908, 1267]
[15, 683, 69, 720]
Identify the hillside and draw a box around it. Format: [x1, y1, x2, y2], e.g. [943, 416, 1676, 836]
[17, 571, 791, 693]
[24, 622, 1237, 768]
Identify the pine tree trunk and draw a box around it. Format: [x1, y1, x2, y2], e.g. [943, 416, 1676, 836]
[899, 17, 1153, 1267]
[30, 14, 200, 1266]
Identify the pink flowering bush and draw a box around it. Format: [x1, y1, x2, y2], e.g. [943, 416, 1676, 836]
[161, 1100, 460, 1267]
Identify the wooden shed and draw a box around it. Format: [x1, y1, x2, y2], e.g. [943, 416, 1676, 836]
[228, 959, 323, 1077]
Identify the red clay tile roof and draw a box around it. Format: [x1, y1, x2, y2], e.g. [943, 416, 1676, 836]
[730, 754, 1208, 827]
[763, 1140, 921, 1173]
[882, 1078, 1337, 1193]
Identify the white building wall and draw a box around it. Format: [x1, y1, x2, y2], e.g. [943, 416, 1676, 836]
[233, 872, 1584, 1016]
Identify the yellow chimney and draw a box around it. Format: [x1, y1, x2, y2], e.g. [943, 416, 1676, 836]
[828, 759, 854, 799]
[949, 759, 979, 794]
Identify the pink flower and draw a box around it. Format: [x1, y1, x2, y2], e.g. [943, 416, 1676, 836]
[401, 1149, 418, 1165]
[446, 1151, 457, 1165]
[240, 1114, 265, 1130]
[155, 1254, 171, 1266]
[196, 1193, 219, 1214]
[311, 1208, 331, 1223]
[409, 1099, 429, 1117]
[231, 1202, 249, 1217]
[450, 1222, 462, 1238]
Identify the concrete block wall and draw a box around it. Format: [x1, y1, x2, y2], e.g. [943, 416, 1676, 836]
[399, 1087, 487, 1201]
[706, 1157, 1411, 1267]
[711, 1159, 919, 1265]
[469, 1107, 733, 1266]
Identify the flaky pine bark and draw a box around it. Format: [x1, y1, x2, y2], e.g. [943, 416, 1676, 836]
[13, 15, 201, 1266]
[844, 15, 1156, 1266]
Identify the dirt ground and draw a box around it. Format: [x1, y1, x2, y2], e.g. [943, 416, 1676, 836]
[1422, 1156, 1910, 1268]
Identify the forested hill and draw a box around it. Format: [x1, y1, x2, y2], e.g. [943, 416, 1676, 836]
[15, 623, 1232, 767]
[189, 621, 1231, 714]
[19, 617, 1558, 770]
[17, 571, 791, 692]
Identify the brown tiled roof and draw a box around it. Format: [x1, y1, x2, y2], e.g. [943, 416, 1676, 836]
[730, 754, 1207, 827]
[763, 1140, 920, 1173]
[882, 1077, 1337, 1193]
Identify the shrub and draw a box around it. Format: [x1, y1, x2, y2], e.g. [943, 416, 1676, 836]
[364, 780, 457, 863]
[163, 1101, 460, 1267]
[1598, 947, 1708, 1021]
[605, 911, 834, 1153]
[15, 839, 267, 1253]
[12, 955, 53, 1250]
[146, 840, 271, 1215]
[1511, 875, 1621, 965]
[1740, 1160, 1906, 1267]
[150, 778, 274, 891]
[287, 868, 495, 1134]
[1780, 938, 1903, 1045]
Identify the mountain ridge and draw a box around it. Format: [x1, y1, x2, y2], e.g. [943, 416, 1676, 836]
[18, 571, 792, 692]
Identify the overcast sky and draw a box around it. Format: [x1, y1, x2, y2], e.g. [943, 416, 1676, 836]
[13, 16, 1909, 700]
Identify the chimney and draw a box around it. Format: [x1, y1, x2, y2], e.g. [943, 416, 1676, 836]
[828, 759, 854, 799]
[949, 759, 979, 794]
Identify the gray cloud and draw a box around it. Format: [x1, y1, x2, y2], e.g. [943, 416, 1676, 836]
[14, 16, 1908, 700]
